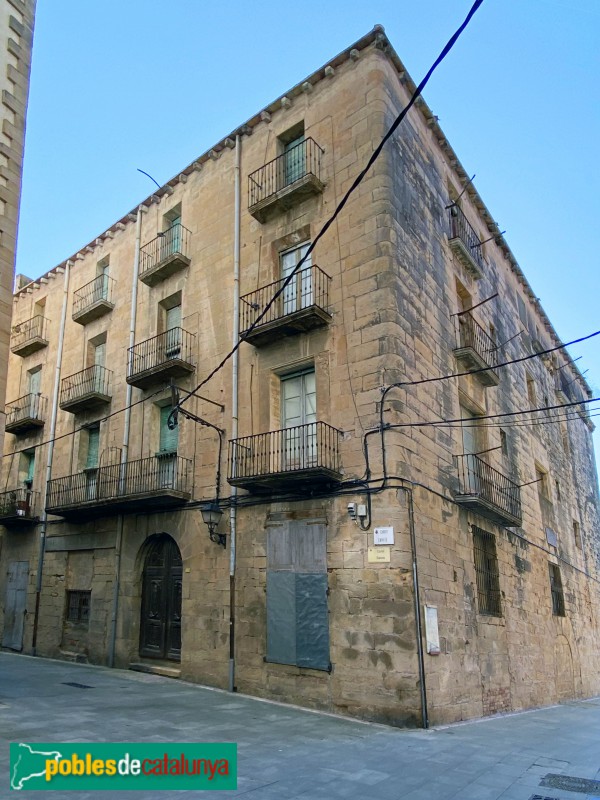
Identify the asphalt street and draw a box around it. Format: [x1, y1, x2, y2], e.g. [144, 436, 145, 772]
[1, 652, 600, 799]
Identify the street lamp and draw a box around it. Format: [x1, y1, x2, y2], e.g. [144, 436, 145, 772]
[201, 502, 225, 548]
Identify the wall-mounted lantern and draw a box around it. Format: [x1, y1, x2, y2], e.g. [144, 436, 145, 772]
[201, 502, 225, 548]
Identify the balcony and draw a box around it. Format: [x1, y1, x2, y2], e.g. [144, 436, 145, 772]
[240, 265, 332, 346]
[248, 138, 325, 223]
[448, 206, 485, 279]
[46, 454, 192, 518]
[0, 488, 40, 526]
[454, 454, 522, 527]
[5, 393, 46, 435]
[453, 311, 499, 386]
[11, 315, 48, 357]
[72, 275, 115, 325]
[139, 223, 191, 286]
[127, 328, 195, 389]
[228, 421, 342, 492]
[59, 365, 112, 414]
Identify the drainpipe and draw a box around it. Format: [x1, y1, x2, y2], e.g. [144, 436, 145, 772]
[404, 486, 428, 728]
[32, 260, 71, 654]
[108, 204, 144, 668]
[229, 135, 241, 692]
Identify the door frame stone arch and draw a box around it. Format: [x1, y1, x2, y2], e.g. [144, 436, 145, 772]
[138, 533, 183, 662]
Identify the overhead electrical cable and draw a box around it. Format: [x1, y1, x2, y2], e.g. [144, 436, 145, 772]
[173, 0, 485, 423]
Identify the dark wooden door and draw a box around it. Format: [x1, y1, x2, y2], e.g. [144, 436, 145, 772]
[139, 536, 182, 661]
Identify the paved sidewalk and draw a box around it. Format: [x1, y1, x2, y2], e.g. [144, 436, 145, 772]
[1, 652, 600, 799]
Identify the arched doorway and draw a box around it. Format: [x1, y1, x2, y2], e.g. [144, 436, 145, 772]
[139, 534, 182, 662]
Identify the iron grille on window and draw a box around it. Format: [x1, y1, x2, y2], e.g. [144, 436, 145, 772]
[472, 526, 502, 616]
[67, 590, 91, 623]
[549, 563, 565, 616]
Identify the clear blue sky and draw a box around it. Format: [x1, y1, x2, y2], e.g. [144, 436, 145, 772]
[16, 1, 600, 461]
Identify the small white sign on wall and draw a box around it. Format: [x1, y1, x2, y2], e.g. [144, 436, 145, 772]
[424, 605, 441, 656]
[373, 526, 394, 545]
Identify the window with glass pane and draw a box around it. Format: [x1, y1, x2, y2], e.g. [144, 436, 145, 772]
[280, 243, 312, 317]
[283, 135, 305, 185]
[281, 370, 317, 470]
[165, 305, 182, 358]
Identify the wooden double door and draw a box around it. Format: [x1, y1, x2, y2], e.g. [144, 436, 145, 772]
[139, 535, 182, 662]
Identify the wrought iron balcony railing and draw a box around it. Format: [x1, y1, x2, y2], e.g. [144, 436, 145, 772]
[454, 453, 522, 526]
[228, 421, 342, 491]
[0, 487, 39, 524]
[448, 206, 485, 278]
[73, 274, 115, 324]
[11, 315, 49, 357]
[240, 265, 332, 345]
[127, 327, 196, 389]
[59, 365, 112, 412]
[453, 311, 499, 386]
[248, 137, 324, 221]
[139, 222, 192, 285]
[46, 454, 192, 517]
[5, 393, 47, 435]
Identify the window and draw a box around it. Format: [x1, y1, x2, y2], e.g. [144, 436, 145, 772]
[28, 366, 41, 395]
[34, 296, 46, 317]
[555, 479, 561, 502]
[281, 369, 316, 469]
[85, 426, 100, 470]
[97, 257, 110, 300]
[26, 368, 42, 418]
[280, 124, 305, 187]
[535, 466, 549, 500]
[516, 293, 527, 327]
[573, 520, 582, 550]
[84, 425, 100, 500]
[158, 405, 178, 488]
[561, 421, 570, 455]
[67, 590, 91, 624]
[159, 405, 179, 454]
[19, 449, 35, 486]
[266, 520, 329, 670]
[549, 564, 565, 616]
[526, 373, 536, 406]
[280, 243, 312, 316]
[499, 428, 508, 458]
[455, 280, 471, 313]
[472, 526, 502, 616]
[459, 402, 485, 456]
[162, 205, 182, 258]
[159, 293, 182, 358]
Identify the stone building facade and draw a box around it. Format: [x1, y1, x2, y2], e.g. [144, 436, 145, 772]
[1, 26, 599, 727]
[0, 0, 35, 457]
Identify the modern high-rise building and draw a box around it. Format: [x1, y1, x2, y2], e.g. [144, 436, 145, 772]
[1, 26, 599, 727]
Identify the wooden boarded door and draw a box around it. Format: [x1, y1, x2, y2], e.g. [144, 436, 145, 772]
[2, 561, 29, 650]
[139, 536, 182, 662]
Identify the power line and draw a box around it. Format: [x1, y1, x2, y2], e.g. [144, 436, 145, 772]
[415, 410, 600, 431]
[174, 0, 485, 420]
[382, 395, 599, 431]
[382, 329, 600, 395]
[2, 386, 166, 460]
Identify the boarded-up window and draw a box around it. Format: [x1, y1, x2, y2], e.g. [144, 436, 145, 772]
[266, 520, 329, 671]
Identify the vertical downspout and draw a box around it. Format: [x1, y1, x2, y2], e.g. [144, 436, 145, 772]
[405, 487, 428, 728]
[229, 135, 241, 692]
[108, 205, 144, 668]
[32, 260, 71, 654]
